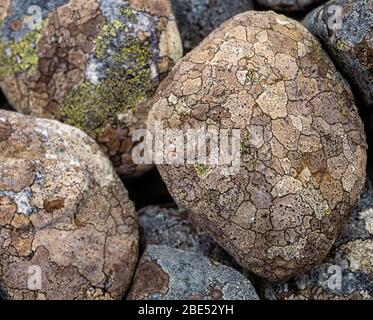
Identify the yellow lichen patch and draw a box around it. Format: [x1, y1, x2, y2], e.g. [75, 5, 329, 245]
[94, 19, 126, 59]
[60, 4, 159, 136]
[61, 28, 156, 136]
[60, 67, 155, 136]
[245, 69, 254, 83]
[335, 39, 345, 51]
[194, 164, 212, 178]
[0, 20, 46, 77]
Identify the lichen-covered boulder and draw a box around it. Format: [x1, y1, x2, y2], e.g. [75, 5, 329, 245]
[0, 0, 182, 176]
[139, 205, 238, 268]
[148, 11, 367, 281]
[264, 180, 373, 300]
[127, 245, 259, 300]
[0, 110, 138, 300]
[171, 0, 253, 51]
[256, 0, 327, 11]
[303, 0, 373, 107]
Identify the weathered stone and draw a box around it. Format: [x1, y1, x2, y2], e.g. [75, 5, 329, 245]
[127, 245, 259, 300]
[138, 205, 239, 268]
[171, 0, 253, 51]
[264, 179, 373, 300]
[0, 110, 138, 300]
[147, 11, 367, 281]
[303, 0, 373, 107]
[0, 0, 183, 176]
[256, 0, 327, 12]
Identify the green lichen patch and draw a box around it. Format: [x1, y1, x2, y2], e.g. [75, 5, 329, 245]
[194, 164, 212, 177]
[245, 69, 254, 83]
[93, 19, 126, 60]
[0, 21, 45, 77]
[119, 6, 138, 24]
[60, 15, 157, 136]
[335, 39, 345, 51]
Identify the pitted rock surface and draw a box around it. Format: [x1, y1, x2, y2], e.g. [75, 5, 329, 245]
[0, 0, 183, 176]
[0, 110, 138, 300]
[303, 0, 373, 107]
[148, 11, 367, 281]
[264, 180, 373, 299]
[256, 0, 327, 12]
[127, 245, 259, 300]
[171, 0, 253, 51]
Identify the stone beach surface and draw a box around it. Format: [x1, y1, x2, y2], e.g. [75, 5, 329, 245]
[0, 0, 372, 301]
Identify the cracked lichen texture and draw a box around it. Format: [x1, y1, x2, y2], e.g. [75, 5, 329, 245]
[256, 0, 327, 11]
[147, 11, 367, 281]
[264, 180, 373, 299]
[0, 0, 182, 177]
[0, 110, 138, 300]
[127, 245, 259, 300]
[303, 0, 373, 107]
[171, 0, 253, 51]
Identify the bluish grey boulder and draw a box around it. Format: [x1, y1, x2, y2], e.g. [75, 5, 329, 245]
[256, 0, 327, 11]
[303, 0, 373, 107]
[171, 0, 253, 50]
[138, 205, 239, 268]
[128, 245, 259, 300]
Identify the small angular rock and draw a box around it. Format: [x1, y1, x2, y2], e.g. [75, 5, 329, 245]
[148, 11, 367, 281]
[303, 0, 373, 107]
[264, 180, 373, 300]
[171, 0, 253, 51]
[0, 0, 183, 176]
[0, 110, 138, 300]
[128, 245, 259, 300]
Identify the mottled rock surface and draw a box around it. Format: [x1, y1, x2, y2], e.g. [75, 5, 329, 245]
[256, 0, 327, 12]
[264, 180, 373, 300]
[138, 205, 239, 268]
[0, 110, 138, 300]
[0, 0, 182, 176]
[148, 11, 367, 281]
[303, 0, 373, 107]
[128, 245, 259, 300]
[171, 0, 253, 51]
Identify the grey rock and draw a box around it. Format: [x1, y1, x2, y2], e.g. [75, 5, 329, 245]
[128, 245, 259, 300]
[256, 0, 327, 11]
[303, 0, 373, 107]
[264, 180, 373, 300]
[138, 205, 239, 268]
[171, 0, 254, 51]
